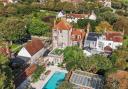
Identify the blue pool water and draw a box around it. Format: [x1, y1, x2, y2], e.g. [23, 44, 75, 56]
[43, 71, 66, 89]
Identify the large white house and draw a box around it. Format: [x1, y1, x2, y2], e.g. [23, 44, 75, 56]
[17, 38, 45, 64]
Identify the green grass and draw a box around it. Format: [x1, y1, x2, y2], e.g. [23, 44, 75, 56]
[10, 44, 22, 53]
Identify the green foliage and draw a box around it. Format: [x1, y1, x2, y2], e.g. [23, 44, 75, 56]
[28, 17, 50, 36]
[58, 81, 73, 89]
[81, 55, 112, 74]
[113, 16, 128, 35]
[32, 65, 45, 82]
[99, 11, 118, 25]
[63, 46, 85, 71]
[0, 55, 15, 89]
[77, 19, 100, 31]
[0, 17, 27, 42]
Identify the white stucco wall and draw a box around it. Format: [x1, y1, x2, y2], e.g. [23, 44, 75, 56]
[18, 47, 46, 64]
[31, 48, 46, 63]
[52, 29, 71, 49]
[18, 47, 31, 58]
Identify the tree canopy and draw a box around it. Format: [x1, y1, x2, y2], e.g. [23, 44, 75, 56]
[0, 54, 14, 89]
[0, 17, 27, 43]
[28, 17, 50, 36]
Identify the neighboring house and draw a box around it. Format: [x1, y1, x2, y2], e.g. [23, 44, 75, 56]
[84, 32, 101, 49]
[66, 14, 89, 23]
[15, 64, 37, 89]
[52, 20, 85, 49]
[0, 47, 10, 56]
[56, 11, 96, 23]
[84, 31, 123, 55]
[71, 29, 85, 48]
[17, 38, 45, 64]
[56, 11, 65, 18]
[98, 0, 111, 7]
[60, 0, 83, 3]
[69, 70, 103, 89]
[1, 0, 18, 6]
[89, 11, 97, 20]
[105, 31, 123, 49]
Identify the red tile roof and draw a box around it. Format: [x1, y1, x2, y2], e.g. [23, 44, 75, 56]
[66, 14, 89, 18]
[25, 38, 44, 56]
[105, 32, 123, 42]
[54, 20, 72, 30]
[14, 64, 37, 88]
[71, 29, 85, 41]
[61, 0, 83, 3]
[0, 47, 10, 56]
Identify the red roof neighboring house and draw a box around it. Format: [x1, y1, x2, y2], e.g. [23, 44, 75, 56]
[66, 14, 89, 19]
[53, 20, 72, 30]
[14, 64, 37, 88]
[71, 29, 85, 42]
[0, 47, 10, 56]
[25, 38, 44, 56]
[61, 0, 83, 3]
[105, 32, 123, 42]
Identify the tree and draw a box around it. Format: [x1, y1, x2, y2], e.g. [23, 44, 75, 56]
[77, 19, 100, 31]
[113, 16, 128, 35]
[28, 17, 50, 36]
[58, 81, 73, 89]
[0, 54, 14, 89]
[63, 2, 75, 12]
[32, 65, 45, 82]
[81, 55, 112, 74]
[0, 17, 27, 44]
[96, 21, 113, 33]
[99, 11, 118, 25]
[63, 46, 85, 71]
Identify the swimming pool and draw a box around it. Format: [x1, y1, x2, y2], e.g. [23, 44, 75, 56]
[43, 71, 66, 89]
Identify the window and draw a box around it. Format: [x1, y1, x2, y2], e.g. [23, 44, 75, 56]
[60, 30, 62, 33]
[98, 41, 104, 49]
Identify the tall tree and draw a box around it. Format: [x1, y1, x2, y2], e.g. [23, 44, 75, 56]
[96, 21, 113, 33]
[113, 16, 128, 35]
[63, 46, 85, 71]
[0, 17, 27, 44]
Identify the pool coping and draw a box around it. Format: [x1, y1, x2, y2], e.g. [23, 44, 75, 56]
[31, 66, 68, 89]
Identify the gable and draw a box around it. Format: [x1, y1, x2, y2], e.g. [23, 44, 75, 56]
[25, 38, 44, 56]
[18, 47, 31, 58]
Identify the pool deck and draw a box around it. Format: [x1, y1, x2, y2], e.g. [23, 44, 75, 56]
[31, 66, 68, 89]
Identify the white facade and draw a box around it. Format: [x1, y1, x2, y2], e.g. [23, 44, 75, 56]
[53, 29, 72, 49]
[66, 15, 88, 23]
[18, 47, 31, 58]
[89, 11, 97, 20]
[18, 47, 45, 64]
